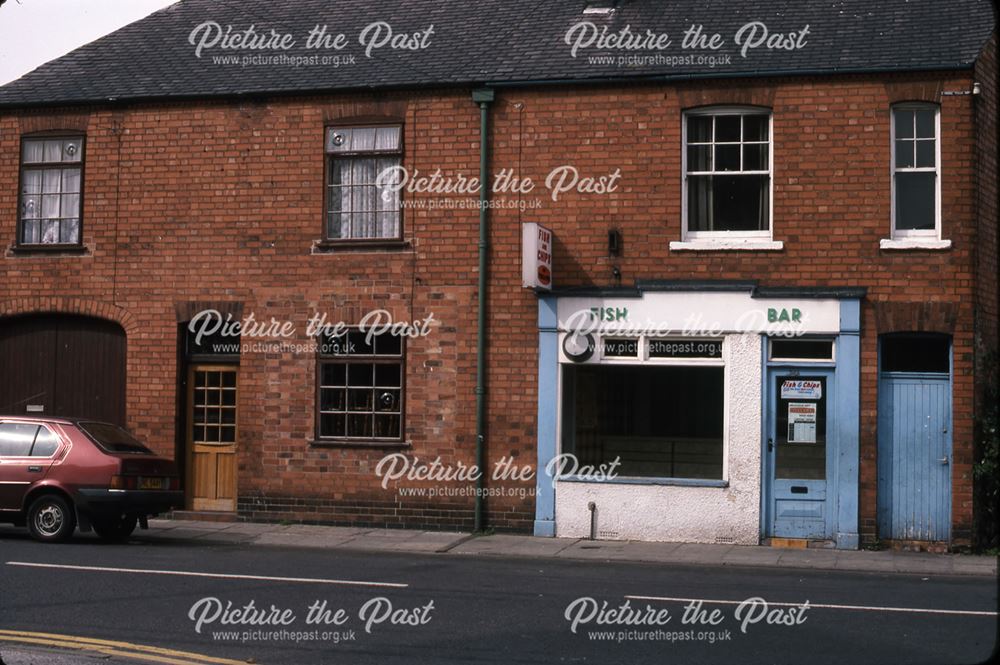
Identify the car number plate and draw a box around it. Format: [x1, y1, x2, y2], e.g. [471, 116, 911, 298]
[138, 477, 165, 490]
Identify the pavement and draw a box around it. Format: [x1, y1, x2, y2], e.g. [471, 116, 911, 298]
[142, 518, 999, 578]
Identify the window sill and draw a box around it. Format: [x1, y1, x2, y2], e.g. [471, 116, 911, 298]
[309, 439, 411, 449]
[7, 243, 91, 257]
[669, 240, 784, 252]
[556, 475, 728, 488]
[879, 238, 952, 251]
[312, 239, 411, 254]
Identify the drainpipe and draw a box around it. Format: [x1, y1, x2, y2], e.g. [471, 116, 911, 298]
[472, 88, 494, 533]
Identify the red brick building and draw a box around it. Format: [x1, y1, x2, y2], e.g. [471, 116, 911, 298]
[0, 0, 995, 548]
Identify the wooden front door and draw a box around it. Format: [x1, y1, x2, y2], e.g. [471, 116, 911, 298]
[187, 365, 238, 512]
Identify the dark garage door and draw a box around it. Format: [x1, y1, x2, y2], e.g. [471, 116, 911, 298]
[0, 314, 126, 425]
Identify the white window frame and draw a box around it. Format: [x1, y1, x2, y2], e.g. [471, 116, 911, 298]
[889, 103, 942, 241]
[680, 106, 774, 244]
[557, 334, 730, 483]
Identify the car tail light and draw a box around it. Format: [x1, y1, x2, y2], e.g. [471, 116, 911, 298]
[109, 475, 137, 490]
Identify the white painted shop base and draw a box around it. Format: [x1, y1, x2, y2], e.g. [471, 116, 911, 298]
[553, 333, 763, 545]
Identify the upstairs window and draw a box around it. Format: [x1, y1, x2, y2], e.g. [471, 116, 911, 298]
[325, 125, 402, 241]
[891, 104, 940, 238]
[683, 108, 772, 239]
[19, 136, 83, 246]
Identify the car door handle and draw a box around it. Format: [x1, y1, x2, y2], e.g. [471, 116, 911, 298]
[27, 466, 42, 473]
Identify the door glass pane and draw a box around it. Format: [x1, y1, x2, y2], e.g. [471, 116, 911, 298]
[191, 370, 237, 445]
[775, 376, 826, 480]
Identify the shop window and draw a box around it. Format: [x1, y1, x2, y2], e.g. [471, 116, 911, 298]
[317, 330, 404, 442]
[325, 125, 402, 241]
[683, 108, 772, 239]
[769, 339, 834, 362]
[562, 364, 725, 480]
[891, 104, 941, 239]
[880, 334, 950, 373]
[19, 135, 84, 246]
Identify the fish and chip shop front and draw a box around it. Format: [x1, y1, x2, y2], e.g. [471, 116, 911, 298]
[533, 283, 865, 550]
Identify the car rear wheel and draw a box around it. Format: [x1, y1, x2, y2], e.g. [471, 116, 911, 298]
[27, 495, 76, 543]
[92, 515, 138, 542]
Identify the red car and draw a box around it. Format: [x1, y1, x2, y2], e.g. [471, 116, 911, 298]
[0, 416, 183, 542]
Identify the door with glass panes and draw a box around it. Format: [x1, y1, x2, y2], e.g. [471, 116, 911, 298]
[187, 365, 238, 511]
[766, 371, 833, 539]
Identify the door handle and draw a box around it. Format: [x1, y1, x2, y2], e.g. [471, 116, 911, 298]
[767, 438, 774, 453]
[27, 466, 42, 473]
[937, 457, 949, 466]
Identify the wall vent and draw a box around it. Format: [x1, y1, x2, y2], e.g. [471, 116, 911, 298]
[598, 530, 620, 540]
[715, 536, 736, 544]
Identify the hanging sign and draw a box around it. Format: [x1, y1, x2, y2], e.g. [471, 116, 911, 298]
[522, 223, 553, 290]
[787, 402, 818, 443]
[781, 379, 822, 400]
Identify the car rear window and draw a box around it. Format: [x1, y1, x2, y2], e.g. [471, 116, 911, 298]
[78, 422, 154, 454]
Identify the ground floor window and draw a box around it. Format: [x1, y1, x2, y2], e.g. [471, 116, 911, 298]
[317, 331, 403, 442]
[561, 364, 725, 480]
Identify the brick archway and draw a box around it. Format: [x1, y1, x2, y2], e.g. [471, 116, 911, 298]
[0, 298, 138, 336]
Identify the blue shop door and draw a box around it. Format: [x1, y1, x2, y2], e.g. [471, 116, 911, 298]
[877, 375, 952, 541]
[766, 373, 833, 539]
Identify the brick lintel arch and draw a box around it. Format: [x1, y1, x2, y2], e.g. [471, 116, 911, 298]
[0, 297, 138, 336]
[873, 300, 958, 335]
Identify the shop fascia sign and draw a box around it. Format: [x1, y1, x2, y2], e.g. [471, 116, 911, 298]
[556, 292, 841, 336]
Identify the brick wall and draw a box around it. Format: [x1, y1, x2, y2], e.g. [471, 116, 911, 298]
[973, 30, 999, 545]
[0, 68, 989, 537]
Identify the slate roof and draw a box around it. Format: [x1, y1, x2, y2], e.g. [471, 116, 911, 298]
[0, 0, 994, 107]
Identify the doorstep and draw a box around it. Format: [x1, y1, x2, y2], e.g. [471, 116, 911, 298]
[764, 538, 836, 549]
[165, 510, 239, 523]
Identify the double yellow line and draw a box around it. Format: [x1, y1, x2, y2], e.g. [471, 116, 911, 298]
[0, 629, 252, 665]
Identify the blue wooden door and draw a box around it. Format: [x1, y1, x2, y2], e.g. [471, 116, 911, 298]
[766, 372, 833, 539]
[877, 375, 951, 541]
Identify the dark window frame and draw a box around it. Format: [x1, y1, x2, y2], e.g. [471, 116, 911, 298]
[314, 330, 406, 445]
[322, 122, 404, 246]
[17, 132, 86, 250]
